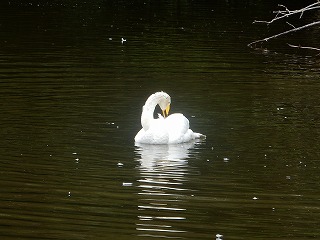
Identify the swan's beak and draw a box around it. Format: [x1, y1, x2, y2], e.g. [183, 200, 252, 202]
[162, 104, 170, 118]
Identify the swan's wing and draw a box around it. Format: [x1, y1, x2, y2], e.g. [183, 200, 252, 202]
[165, 113, 189, 134]
[165, 113, 192, 143]
[135, 118, 169, 144]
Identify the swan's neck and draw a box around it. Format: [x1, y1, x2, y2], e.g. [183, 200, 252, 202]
[141, 92, 162, 131]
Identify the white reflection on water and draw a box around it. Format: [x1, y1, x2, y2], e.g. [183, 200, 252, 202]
[134, 142, 197, 238]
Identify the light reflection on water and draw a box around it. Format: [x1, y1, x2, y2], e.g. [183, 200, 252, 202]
[134, 142, 200, 238]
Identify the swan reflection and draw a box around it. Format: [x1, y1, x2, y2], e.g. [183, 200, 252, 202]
[134, 142, 198, 238]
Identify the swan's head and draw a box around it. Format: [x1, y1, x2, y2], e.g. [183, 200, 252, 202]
[158, 91, 171, 117]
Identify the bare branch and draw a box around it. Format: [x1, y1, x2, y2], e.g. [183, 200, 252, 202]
[248, 21, 320, 47]
[287, 43, 320, 52]
[253, 2, 320, 25]
[286, 22, 296, 29]
[249, 2, 320, 55]
[276, 4, 290, 15]
[300, 10, 304, 19]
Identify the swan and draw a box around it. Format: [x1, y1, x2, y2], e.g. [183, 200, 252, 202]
[134, 91, 205, 144]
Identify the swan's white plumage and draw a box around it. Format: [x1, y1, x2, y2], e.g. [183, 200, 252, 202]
[134, 91, 205, 144]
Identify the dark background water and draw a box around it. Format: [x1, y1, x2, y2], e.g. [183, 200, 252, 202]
[0, 1, 319, 239]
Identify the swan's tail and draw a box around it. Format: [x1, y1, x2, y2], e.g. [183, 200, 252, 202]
[194, 132, 206, 139]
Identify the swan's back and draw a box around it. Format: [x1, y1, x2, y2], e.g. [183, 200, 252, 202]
[165, 113, 190, 144]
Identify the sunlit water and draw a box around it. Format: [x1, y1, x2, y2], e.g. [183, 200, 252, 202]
[0, 1, 319, 240]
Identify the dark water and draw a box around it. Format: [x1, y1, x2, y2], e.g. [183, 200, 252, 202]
[1, 1, 319, 239]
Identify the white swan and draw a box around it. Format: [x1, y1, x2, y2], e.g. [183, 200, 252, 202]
[134, 91, 205, 144]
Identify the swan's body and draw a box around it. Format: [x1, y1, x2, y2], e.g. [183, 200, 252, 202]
[134, 91, 205, 144]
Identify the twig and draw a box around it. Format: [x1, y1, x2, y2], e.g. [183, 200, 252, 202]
[248, 21, 320, 47]
[287, 43, 320, 52]
[253, 2, 320, 24]
[286, 22, 296, 29]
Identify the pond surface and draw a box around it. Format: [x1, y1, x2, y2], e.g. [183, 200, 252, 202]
[0, 1, 319, 239]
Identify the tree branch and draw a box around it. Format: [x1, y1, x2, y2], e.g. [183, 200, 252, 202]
[287, 43, 320, 52]
[248, 21, 320, 48]
[249, 2, 320, 54]
[253, 2, 320, 25]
